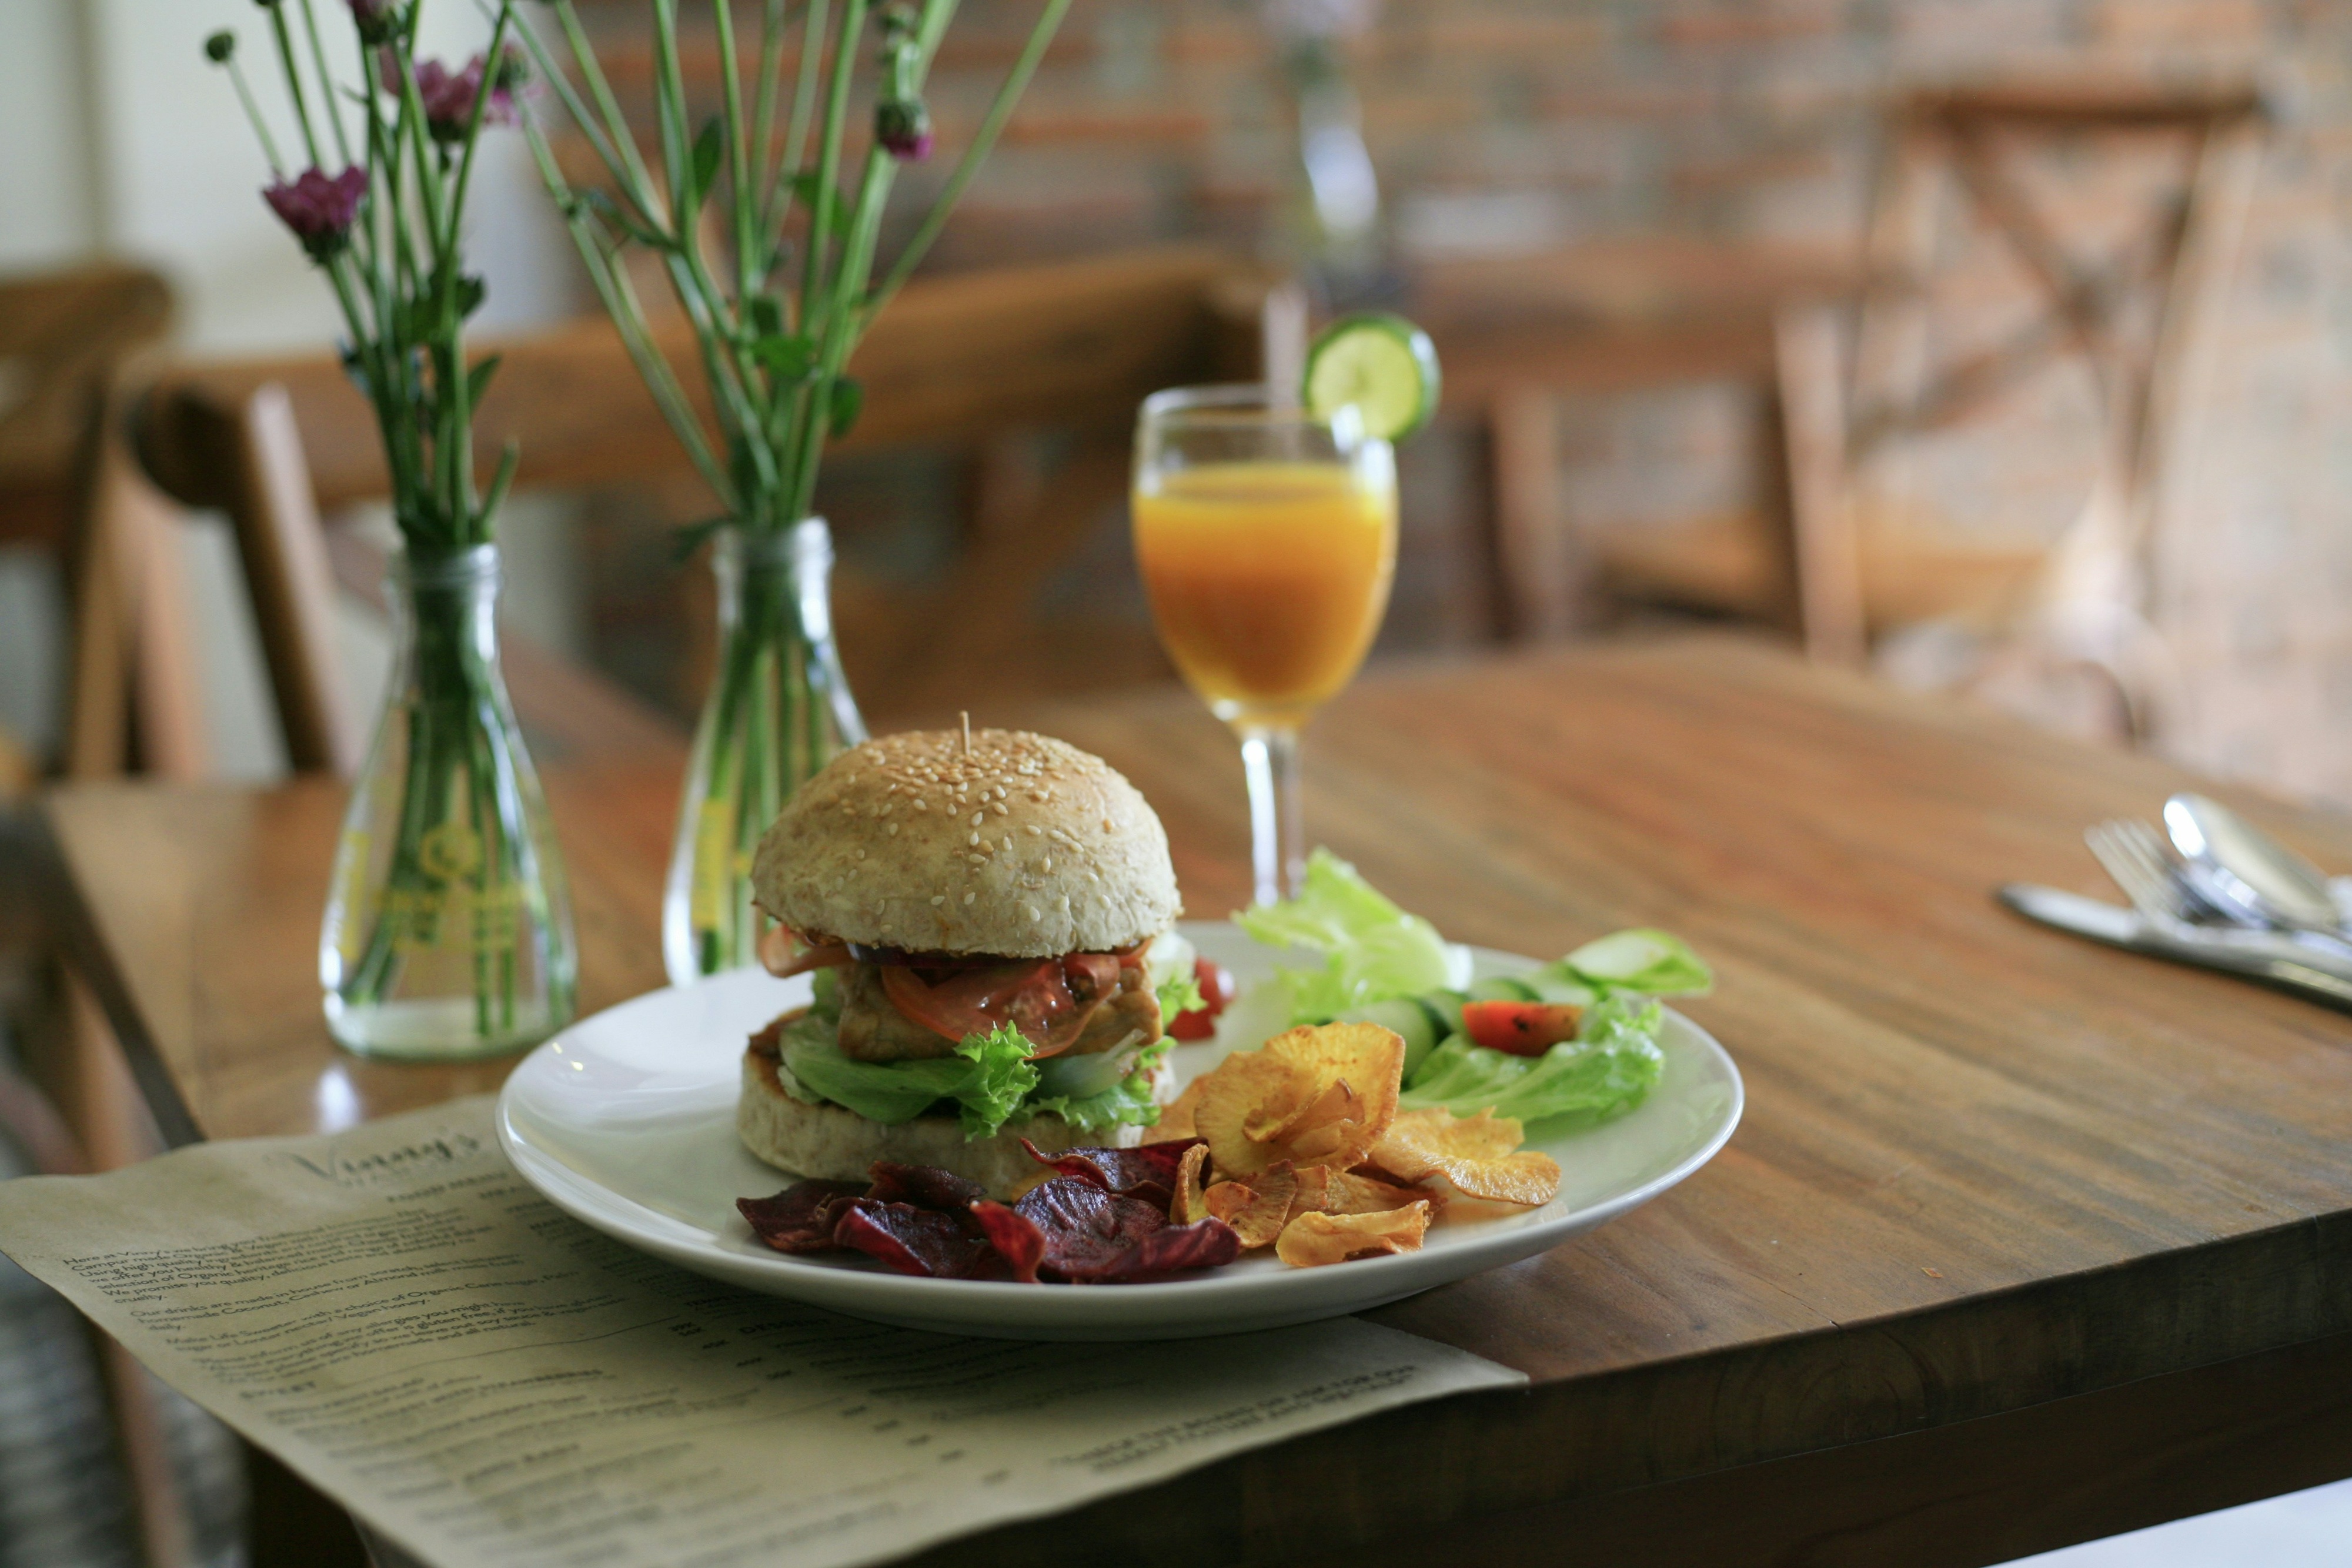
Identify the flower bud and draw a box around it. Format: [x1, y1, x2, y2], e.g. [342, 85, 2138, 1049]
[876, 99, 932, 162]
[348, 0, 401, 45]
[204, 30, 236, 63]
[263, 166, 369, 262]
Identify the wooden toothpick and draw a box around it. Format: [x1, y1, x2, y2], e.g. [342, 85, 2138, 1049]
[960, 711, 972, 755]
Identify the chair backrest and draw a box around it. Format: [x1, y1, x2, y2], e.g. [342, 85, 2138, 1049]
[1779, 78, 2266, 687]
[102, 246, 1283, 775]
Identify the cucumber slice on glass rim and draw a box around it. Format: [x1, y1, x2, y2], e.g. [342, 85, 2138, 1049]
[1302, 312, 1442, 442]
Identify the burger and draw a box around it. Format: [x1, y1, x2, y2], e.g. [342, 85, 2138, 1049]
[739, 727, 1204, 1197]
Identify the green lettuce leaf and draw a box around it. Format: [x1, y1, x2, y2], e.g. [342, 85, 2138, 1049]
[1399, 994, 1664, 1126]
[1155, 965, 1205, 1024]
[1029, 1040, 1170, 1136]
[1235, 849, 1464, 1022]
[780, 1017, 1040, 1138]
[953, 1022, 1043, 1138]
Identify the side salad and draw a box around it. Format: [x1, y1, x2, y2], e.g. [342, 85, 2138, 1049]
[1194, 849, 1711, 1129]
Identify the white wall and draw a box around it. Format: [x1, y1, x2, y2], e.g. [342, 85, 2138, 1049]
[0, 0, 101, 269]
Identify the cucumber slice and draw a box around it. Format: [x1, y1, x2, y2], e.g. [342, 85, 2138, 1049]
[1422, 989, 1467, 1037]
[1466, 975, 1542, 1002]
[1522, 965, 1598, 1007]
[1337, 997, 1441, 1078]
[1304, 312, 1442, 442]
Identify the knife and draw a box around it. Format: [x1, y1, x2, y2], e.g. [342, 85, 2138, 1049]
[1998, 883, 2352, 1014]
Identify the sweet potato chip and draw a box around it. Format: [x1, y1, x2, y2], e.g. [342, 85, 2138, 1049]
[1274, 1202, 1432, 1268]
[1191, 1050, 1311, 1177]
[1369, 1108, 1562, 1206]
[1145, 1078, 1204, 1142]
[1289, 1165, 1432, 1219]
[1264, 1022, 1404, 1144]
[1172, 1143, 1211, 1225]
[1205, 1162, 1297, 1249]
[1190, 1022, 1407, 1177]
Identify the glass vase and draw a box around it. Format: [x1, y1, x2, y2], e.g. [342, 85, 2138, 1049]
[664, 518, 867, 984]
[321, 544, 578, 1058]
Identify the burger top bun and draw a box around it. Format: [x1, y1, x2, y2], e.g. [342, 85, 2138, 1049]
[750, 728, 1181, 958]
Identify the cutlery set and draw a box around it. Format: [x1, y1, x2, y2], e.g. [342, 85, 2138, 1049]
[2000, 793, 2352, 1013]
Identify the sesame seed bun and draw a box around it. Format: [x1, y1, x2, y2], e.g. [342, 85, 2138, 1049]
[749, 728, 1182, 957]
[739, 1048, 1159, 1198]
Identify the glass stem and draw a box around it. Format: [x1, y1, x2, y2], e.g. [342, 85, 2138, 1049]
[1238, 724, 1305, 905]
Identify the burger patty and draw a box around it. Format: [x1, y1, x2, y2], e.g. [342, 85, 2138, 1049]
[834, 960, 1162, 1064]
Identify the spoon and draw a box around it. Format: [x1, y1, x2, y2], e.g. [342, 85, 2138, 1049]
[2163, 793, 2343, 935]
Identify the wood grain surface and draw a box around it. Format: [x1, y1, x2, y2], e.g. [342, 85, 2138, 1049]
[39, 636, 2352, 1566]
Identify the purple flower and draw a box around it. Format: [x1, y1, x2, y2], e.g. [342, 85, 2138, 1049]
[263, 166, 369, 259]
[347, 0, 400, 44]
[876, 99, 932, 161]
[383, 48, 523, 141]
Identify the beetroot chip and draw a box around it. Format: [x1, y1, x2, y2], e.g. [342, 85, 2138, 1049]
[832, 1199, 998, 1279]
[737, 1180, 865, 1254]
[865, 1161, 986, 1212]
[1013, 1175, 1181, 1282]
[1114, 1218, 1241, 1279]
[1020, 1138, 1206, 1210]
[969, 1200, 1046, 1283]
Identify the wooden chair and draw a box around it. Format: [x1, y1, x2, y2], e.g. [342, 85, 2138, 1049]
[1772, 80, 2267, 720]
[79, 245, 1286, 774]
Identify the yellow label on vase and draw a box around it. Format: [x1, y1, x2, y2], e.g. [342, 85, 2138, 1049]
[333, 831, 371, 964]
[691, 800, 736, 931]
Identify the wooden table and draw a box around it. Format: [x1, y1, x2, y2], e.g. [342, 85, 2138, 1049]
[40, 637, 2352, 1568]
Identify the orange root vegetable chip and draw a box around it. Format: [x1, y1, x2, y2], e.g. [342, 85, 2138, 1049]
[1194, 1022, 1406, 1176]
[1274, 1202, 1432, 1268]
[1369, 1108, 1562, 1206]
[1265, 1022, 1404, 1144]
[1172, 1144, 1211, 1225]
[1291, 1165, 1432, 1218]
[1204, 1164, 1296, 1249]
[1145, 1078, 1205, 1142]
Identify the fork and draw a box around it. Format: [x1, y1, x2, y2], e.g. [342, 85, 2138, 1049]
[2084, 820, 2200, 925]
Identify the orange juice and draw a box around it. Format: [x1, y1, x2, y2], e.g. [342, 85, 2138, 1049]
[1132, 460, 1397, 726]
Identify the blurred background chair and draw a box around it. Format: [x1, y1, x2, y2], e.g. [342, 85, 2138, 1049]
[72, 245, 1286, 783]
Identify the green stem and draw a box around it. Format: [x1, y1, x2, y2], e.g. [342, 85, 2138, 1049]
[799, 0, 868, 330]
[771, 0, 831, 231]
[265, 2, 326, 170]
[710, 0, 759, 301]
[295, 0, 352, 168]
[223, 56, 286, 176]
[865, 0, 1072, 326]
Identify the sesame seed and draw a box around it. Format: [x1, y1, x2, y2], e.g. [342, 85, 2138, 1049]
[963, 891, 975, 904]
[993, 801, 1009, 816]
[914, 799, 927, 811]
[887, 823, 900, 836]
[1025, 906, 1040, 921]
[968, 832, 980, 847]
[1040, 857, 1053, 872]
[972, 811, 985, 827]
[930, 895, 945, 906]
[854, 848, 867, 860]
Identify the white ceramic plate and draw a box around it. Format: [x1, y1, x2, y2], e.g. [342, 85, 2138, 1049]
[497, 922, 1742, 1340]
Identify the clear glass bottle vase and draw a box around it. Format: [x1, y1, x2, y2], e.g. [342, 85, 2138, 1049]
[320, 544, 578, 1057]
[664, 518, 867, 984]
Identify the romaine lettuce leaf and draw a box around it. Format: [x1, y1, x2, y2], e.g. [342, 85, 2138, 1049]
[1029, 1040, 1170, 1135]
[780, 1017, 1040, 1138]
[1234, 849, 1468, 1022]
[1399, 994, 1664, 1126]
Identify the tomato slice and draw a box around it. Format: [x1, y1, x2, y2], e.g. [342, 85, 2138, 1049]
[1167, 957, 1238, 1041]
[759, 925, 853, 978]
[879, 957, 1115, 1058]
[1460, 999, 1584, 1057]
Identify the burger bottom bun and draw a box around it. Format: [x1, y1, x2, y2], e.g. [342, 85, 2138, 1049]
[738, 1050, 1175, 1201]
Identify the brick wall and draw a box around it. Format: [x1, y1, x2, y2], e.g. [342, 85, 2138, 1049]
[567, 0, 2352, 808]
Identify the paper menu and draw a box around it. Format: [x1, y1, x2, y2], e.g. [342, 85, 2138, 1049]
[0, 1097, 1523, 1568]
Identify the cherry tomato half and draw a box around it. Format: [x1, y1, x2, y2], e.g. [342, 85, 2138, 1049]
[1461, 999, 1584, 1057]
[1167, 957, 1238, 1040]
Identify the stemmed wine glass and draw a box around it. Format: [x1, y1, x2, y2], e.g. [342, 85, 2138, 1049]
[1131, 385, 1398, 904]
